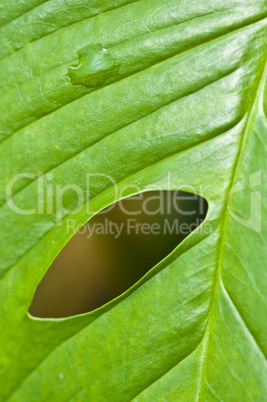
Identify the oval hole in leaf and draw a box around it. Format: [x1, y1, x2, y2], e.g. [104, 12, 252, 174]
[29, 191, 208, 318]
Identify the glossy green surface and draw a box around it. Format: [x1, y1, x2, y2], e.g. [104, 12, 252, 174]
[0, 0, 266, 400]
[68, 44, 121, 87]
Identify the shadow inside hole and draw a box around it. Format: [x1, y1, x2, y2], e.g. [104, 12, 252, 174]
[29, 191, 208, 318]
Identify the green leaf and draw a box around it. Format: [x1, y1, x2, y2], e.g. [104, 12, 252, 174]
[0, 0, 266, 400]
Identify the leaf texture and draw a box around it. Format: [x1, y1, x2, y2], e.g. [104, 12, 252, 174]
[0, 0, 267, 400]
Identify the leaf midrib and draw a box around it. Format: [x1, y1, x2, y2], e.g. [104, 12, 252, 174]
[131, 49, 267, 402]
[2, 6, 267, 401]
[193, 56, 267, 401]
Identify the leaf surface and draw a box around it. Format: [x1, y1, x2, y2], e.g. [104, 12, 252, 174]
[0, 0, 267, 400]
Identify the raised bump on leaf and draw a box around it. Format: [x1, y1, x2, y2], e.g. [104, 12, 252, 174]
[68, 44, 121, 87]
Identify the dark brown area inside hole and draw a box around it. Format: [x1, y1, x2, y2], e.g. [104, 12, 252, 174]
[29, 191, 208, 318]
